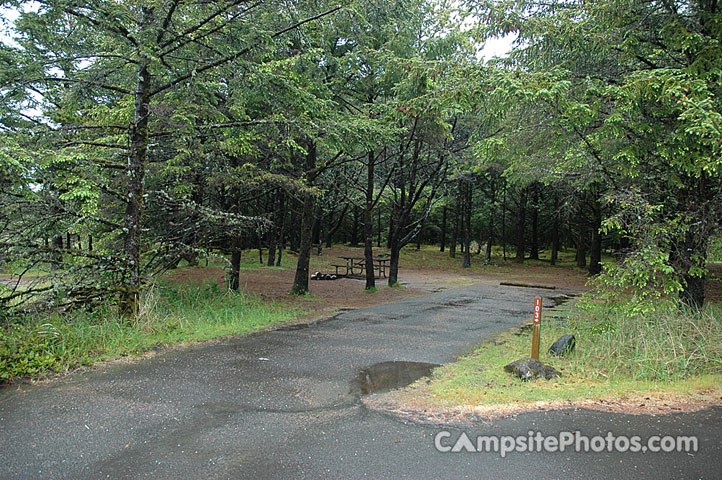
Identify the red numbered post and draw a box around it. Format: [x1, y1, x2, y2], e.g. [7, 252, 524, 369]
[531, 297, 542, 359]
[533, 297, 542, 324]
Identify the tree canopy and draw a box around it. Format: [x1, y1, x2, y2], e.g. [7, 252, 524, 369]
[1, 0, 720, 317]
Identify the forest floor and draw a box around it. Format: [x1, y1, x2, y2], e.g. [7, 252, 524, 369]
[164, 244, 598, 323]
[163, 243, 721, 324]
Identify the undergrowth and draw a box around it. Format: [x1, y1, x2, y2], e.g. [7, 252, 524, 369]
[0, 281, 300, 382]
[417, 299, 722, 406]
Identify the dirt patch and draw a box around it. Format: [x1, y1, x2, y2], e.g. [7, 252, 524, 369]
[163, 250, 457, 322]
[163, 246, 596, 322]
[479, 265, 592, 291]
[363, 386, 722, 425]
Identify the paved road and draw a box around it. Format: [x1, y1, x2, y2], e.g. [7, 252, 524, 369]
[1, 283, 719, 479]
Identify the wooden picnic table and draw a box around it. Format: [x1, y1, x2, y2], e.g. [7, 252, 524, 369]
[334, 256, 390, 278]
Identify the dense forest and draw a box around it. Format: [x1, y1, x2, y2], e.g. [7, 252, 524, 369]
[1, 0, 720, 318]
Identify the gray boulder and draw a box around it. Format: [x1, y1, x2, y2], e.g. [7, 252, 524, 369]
[548, 334, 576, 356]
[504, 357, 561, 381]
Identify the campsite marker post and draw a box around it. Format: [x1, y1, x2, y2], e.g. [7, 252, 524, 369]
[531, 297, 542, 360]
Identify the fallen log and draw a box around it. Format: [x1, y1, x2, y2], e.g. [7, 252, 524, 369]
[499, 281, 556, 290]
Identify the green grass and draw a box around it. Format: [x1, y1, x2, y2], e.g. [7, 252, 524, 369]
[411, 299, 722, 407]
[0, 281, 302, 382]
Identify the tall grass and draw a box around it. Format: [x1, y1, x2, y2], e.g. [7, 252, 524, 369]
[0, 281, 300, 382]
[570, 300, 722, 380]
[418, 299, 722, 406]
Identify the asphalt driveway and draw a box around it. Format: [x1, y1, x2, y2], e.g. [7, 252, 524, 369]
[1, 282, 719, 479]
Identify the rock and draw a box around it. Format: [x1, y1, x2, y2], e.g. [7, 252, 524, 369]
[540, 364, 562, 380]
[504, 357, 562, 381]
[504, 358, 536, 380]
[548, 334, 576, 356]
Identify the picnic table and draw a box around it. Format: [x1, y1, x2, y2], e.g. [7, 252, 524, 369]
[333, 256, 390, 278]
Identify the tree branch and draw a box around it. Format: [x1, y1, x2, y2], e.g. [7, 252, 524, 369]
[150, 4, 343, 96]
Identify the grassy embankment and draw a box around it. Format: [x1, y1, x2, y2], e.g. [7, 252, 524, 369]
[403, 299, 722, 410]
[0, 279, 301, 382]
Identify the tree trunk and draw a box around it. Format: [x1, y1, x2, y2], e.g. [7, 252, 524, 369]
[515, 187, 527, 263]
[619, 235, 630, 256]
[316, 224, 323, 256]
[485, 179, 496, 265]
[440, 206, 447, 252]
[588, 197, 602, 275]
[50, 234, 63, 270]
[267, 230, 277, 267]
[377, 208, 382, 248]
[679, 227, 707, 308]
[502, 188, 507, 260]
[550, 194, 559, 266]
[291, 143, 317, 295]
[120, 24, 151, 317]
[88, 235, 93, 252]
[276, 192, 286, 266]
[449, 197, 460, 258]
[267, 194, 278, 266]
[349, 207, 360, 247]
[463, 182, 472, 268]
[364, 151, 376, 290]
[289, 209, 300, 253]
[529, 186, 539, 260]
[416, 220, 423, 250]
[485, 215, 494, 265]
[575, 225, 587, 269]
[677, 175, 711, 308]
[229, 250, 241, 291]
[387, 209, 403, 287]
[311, 209, 322, 245]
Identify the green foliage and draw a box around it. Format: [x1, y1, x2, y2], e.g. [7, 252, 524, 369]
[591, 246, 681, 314]
[0, 323, 72, 381]
[0, 282, 301, 382]
[710, 236, 722, 263]
[591, 188, 684, 310]
[572, 300, 722, 381]
[458, 0, 722, 305]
